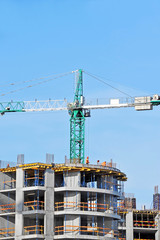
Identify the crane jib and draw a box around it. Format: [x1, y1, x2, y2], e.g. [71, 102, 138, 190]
[0, 102, 25, 114]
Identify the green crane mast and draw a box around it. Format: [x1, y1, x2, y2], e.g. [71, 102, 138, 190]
[70, 69, 85, 164]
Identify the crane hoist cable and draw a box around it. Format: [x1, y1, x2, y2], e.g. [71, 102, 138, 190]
[0, 73, 59, 88]
[0, 71, 75, 97]
[0, 71, 76, 89]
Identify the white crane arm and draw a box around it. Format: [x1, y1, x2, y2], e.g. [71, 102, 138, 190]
[82, 95, 160, 111]
[24, 100, 68, 112]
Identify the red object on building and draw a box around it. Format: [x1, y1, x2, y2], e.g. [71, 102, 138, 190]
[86, 157, 89, 164]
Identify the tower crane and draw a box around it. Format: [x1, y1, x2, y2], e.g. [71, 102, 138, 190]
[0, 69, 160, 164]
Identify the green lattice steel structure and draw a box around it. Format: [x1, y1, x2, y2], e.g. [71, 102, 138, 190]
[70, 69, 85, 164]
[0, 102, 25, 114]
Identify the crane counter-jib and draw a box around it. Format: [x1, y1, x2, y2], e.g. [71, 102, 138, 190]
[0, 101, 25, 114]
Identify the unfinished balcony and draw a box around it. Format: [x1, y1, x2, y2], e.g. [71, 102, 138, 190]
[54, 215, 119, 239]
[80, 172, 124, 196]
[54, 191, 119, 216]
[23, 216, 44, 237]
[23, 190, 44, 212]
[24, 169, 45, 188]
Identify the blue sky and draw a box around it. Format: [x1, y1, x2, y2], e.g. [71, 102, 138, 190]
[0, 0, 160, 208]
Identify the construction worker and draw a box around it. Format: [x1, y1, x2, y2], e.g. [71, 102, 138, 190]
[86, 156, 89, 164]
[101, 161, 106, 166]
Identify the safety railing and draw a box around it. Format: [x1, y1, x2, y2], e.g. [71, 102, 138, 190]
[3, 179, 16, 190]
[81, 180, 123, 194]
[23, 225, 44, 235]
[133, 220, 157, 228]
[57, 176, 123, 195]
[24, 200, 44, 211]
[0, 227, 15, 237]
[103, 181, 119, 192]
[55, 225, 119, 237]
[0, 203, 16, 213]
[24, 177, 45, 187]
[55, 201, 118, 213]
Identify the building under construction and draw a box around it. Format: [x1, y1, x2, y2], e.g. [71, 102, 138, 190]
[0, 156, 126, 240]
[1, 70, 160, 240]
[153, 186, 160, 211]
[120, 193, 136, 210]
[118, 209, 160, 240]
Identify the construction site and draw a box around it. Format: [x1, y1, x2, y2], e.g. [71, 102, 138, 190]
[0, 157, 160, 240]
[118, 202, 160, 239]
[1, 0, 160, 239]
[0, 69, 160, 240]
[0, 157, 126, 239]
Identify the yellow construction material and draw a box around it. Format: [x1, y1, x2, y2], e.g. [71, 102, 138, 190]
[0, 162, 127, 180]
[24, 225, 44, 234]
[0, 227, 15, 236]
[24, 200, 44, 210]
[0, 203, 15, 213]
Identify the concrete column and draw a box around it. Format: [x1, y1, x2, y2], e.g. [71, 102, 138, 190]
[64, 191, 80, 210]
[155, 214, 160, 240]
[64, 171, 81, 210]
[15, 168, 24, 240]
[64, 171, 80, 188]
[126, 211, 133, 240]
[64, 171, 81, 235]
[44, 169, 54, 239]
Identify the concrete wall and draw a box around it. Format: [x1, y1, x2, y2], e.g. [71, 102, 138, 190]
[64, 191, 80, 210]
[64, 171, 80, 188]
[0, 171, 16, 190]
[0, 215, 15, 229]
[64, 214, 80, 235]
[0, 191, 15, 213]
